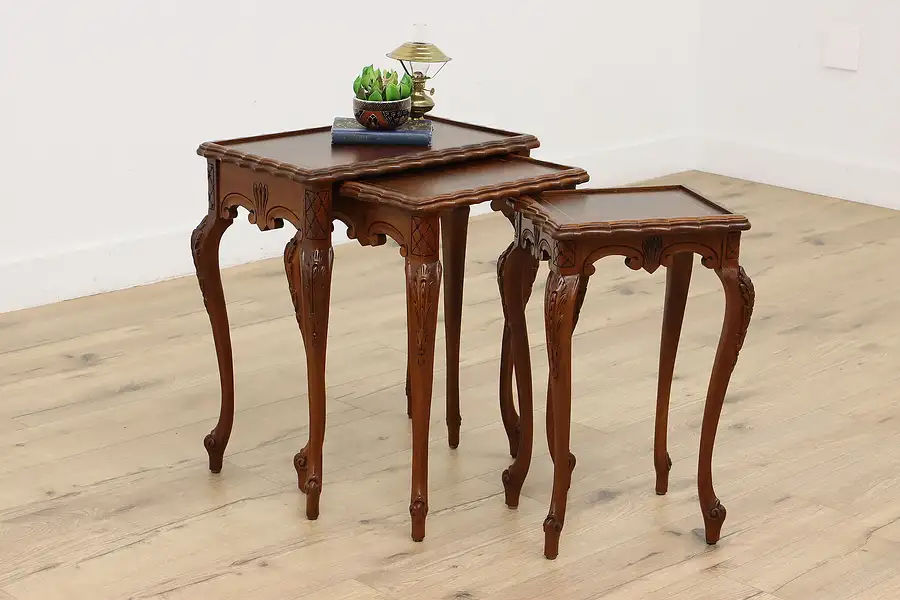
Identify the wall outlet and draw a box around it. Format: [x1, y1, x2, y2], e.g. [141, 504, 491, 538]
[821, 26, 860, 71]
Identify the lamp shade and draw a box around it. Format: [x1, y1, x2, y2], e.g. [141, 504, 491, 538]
[387, 41, 451, 78]
[386, 41, 451, 64]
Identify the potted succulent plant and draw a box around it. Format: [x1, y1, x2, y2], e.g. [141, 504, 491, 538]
[353, 65, 413, 130]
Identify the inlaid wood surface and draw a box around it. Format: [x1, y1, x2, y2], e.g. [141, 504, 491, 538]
[1, 172, 900, 599]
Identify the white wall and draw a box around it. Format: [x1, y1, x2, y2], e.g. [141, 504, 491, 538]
[0, 0, 699, 313]
[697, 0, 900, 210]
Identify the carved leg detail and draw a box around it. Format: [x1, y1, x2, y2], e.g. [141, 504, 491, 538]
[543, 270, 585, 559]
[192, 211, 235, 473]
[499, 244, 539, 508]
[406, 258, 441, 542]
[287, 233, 333, 520]
[699, 265, 754, 544]
[655, 252, 693, 495]
[547, 275, 586, 489]
[285, 238, 308, 491]
[441, 207, 468, 449]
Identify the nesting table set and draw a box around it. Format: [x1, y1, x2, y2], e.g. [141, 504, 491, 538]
[193, 118, 755, 558]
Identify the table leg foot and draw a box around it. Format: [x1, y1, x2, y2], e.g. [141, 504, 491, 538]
[410, 498, 428, 542]
[203, 432, 225, 474]
[703, 500, 727, 544]
[305, 477, 322, 520]
[543, 514, 563, 560]
[293, 445, 309, 492]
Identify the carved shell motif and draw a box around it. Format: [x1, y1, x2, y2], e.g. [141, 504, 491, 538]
[248, 181, 269, 227]
[642, 236, 663, 273]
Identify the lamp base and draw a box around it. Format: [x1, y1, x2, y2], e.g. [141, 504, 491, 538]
[409, 74, 435, 120]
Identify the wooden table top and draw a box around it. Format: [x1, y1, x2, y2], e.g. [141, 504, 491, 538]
[338, 156, 589, 212]
[513, 186, 751, 238]
[197, 117, 540, 184]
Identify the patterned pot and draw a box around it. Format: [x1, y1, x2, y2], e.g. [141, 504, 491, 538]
[353, 96, 411, 130]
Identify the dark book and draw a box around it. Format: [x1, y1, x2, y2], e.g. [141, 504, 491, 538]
[331, 117, 432, 146]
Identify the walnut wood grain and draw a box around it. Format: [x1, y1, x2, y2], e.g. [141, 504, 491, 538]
[512, 186, 750, 238]
[339, 156, 588, 212]
[197, 116, 540, 184]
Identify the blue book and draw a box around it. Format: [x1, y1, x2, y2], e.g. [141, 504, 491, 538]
[331, 117, 432, 147]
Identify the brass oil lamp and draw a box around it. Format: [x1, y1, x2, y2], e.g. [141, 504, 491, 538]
[387, 25, 451, 119]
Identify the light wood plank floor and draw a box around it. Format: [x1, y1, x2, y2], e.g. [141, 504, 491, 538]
[1, 171, 899, 600]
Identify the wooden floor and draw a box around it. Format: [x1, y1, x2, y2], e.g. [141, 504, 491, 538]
[1, 171, 899, 600]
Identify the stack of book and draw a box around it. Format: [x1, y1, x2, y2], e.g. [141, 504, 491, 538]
[331, 117, 433, 147]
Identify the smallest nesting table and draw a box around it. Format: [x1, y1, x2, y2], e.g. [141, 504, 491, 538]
[499, 185, 755, 559]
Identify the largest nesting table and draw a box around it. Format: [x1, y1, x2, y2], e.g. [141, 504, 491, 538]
[193, 117, 588, 540]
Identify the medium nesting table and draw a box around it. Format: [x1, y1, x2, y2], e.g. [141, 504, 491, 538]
[332, 155, 587, 539]
[192, 118, 588, 541]
[500, 186, 755, 558]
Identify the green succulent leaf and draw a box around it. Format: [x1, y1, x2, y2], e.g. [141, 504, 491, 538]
[355, 65, 410, 100]
[385, 83, 401, 101]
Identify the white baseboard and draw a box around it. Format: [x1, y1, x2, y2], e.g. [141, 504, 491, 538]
[546, 135, 699, 188]
[698, 136, 900, 211]
[0, 134, 730, 314]
[0, 219, 351, 314]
